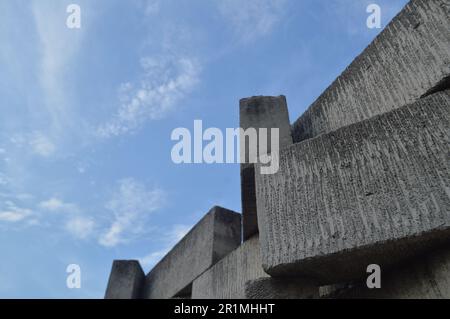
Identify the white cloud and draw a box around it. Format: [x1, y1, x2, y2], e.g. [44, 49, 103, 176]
[0, 173, 8, 186]
[99, 221, 123, 247]
[9, 132, 56, 158]
[65, 216, 95, 240]
[0, 202, 32, 223]
[29, 133, 56, 157]
[98, 178, 165, 247]
[142, 0, 161, 15]
[31, 1, 84, 134]
[218, 0, 287, 41]
[97, 55, 200, 138]
[0, 211, 30, 223]
[39, 198, 79, 213]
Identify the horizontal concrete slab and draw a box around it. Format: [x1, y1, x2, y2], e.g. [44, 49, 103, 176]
[192, 235, 269, 299]
[256, 90, 450, 284]
[322, 248, 450, 299]
[292, 0, 450, 142]
[142, 206, 241, 299]
[105, 260, 145, 299]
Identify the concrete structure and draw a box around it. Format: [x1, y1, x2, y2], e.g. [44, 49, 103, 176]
[255, 90, 450, 284]
[192, 236, 268, 299]
[105, 0, 450, 299]
[105, 261, 145, 299]
[239, 96, 292, 240]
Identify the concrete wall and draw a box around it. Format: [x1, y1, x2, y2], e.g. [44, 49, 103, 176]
[105, 0, 450, 299]
[256, 90, 450, 284]
[292, 0, 450, 142]
[192, 236, 269, 299]
[142, 207, 241, 299]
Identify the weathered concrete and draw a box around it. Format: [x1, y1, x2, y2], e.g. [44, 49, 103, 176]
[105, 260, 145, 299]
[256, 90, 450, 284]
[192, 235, 269, 299]
[245, 278, 319, 299]
[142, 207, 241, 299]
[322, 247, 450, 299]
[292, 0, 450, 143]
[240, 96, 293, 240]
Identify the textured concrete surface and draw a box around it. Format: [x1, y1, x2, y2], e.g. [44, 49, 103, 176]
[240, 96, 293, 240]
[192, 235, 269, 299]
[256, 90, 450, 284]
[322, 248, 450, 299]
[142, 207, 241, 299]
[105, 260, 145, 299]
[292, 0, 450, 143]
[245, 278, 318, 299]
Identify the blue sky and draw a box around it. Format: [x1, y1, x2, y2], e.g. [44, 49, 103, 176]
[0, 0, 408, 298]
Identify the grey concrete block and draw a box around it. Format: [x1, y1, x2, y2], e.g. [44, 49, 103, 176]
[256, 90, 450, 284]
[292, 0, 450, 143]
[142, 206, 241, 299]
[192, 235, 269, 299]
[323, 248, 450, 299]
[245, 278, 319, 299]
[240, 96, 293, 240]
[105, 260, 145, 299]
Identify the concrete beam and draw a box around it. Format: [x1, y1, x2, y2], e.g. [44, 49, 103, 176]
[141, 206, 241, 299]
[105, 260, 145, 299]
[292, 0, 450, 142]
[321, 248, 450, 299]
[240, 96, 292, 241]
[255, 90, 450, 284]
[192, 235, 269, 299]
[245, 278, 319, 299]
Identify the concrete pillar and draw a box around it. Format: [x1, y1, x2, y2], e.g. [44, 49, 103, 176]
[105, 260, 145, 299]
[239, 96, 292, 241]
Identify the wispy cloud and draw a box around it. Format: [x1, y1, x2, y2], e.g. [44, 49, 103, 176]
[65, 216, 95, 240]
[0, 202, 33, 223]
[99, 178, 166, 247]
[218, 0, 287, 42]
[140, 0, 161, 15]
[9, 132, 56, 158]
[97, 55, 200, 138]
[31, 1, 85, 135]
[29, 133, 56, 157]
[39, 198, 79, 214]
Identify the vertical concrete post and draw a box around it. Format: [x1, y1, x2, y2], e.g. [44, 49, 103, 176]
[239, 96, 292, 241]
[105, 260, 145, 299]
